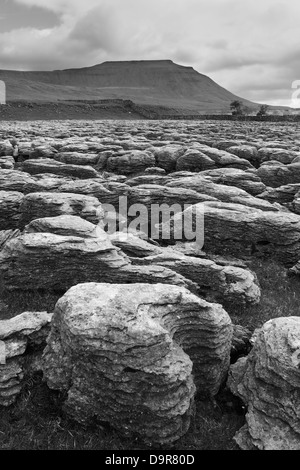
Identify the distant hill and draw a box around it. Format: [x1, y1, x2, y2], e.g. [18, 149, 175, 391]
[0, 60, 260, 115]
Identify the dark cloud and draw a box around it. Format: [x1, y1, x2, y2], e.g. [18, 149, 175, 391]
[0, 0, 60, 32]
[68, 5, 121, 54]
[0, 0, 300, 105]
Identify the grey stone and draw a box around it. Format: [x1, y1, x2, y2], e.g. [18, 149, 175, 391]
[42, 282, 232, 444]
[228, 317, 300, 450]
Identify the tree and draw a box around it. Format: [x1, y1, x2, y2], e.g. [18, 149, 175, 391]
[230, 100, 251, 117]
[230, 100, 243, 116]
[257, 104, 269, 117]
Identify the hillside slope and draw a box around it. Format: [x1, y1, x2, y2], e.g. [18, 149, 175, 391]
[0, 60, 258, 114]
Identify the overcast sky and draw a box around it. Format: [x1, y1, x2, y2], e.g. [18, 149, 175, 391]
[0, 0, 299, 106]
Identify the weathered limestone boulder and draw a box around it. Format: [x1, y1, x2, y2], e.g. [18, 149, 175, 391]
[127, 184, 217, 210]
[0, 156, 14, 170]
[132, 250, 260, 306]
[119, 140, 152, 151]
[257, 148, 299, 165]
[0, 191, 24, 230]
[199, 168, 266, 196]
[202, 202, 300, 266]
[228, 317, 300, 450]
[227, 146, 259, 165]
[59, 143, 90, 153]
[0, 312, 52, 406]
[257, 184, 300, 205]
[171, 242, 249, 268]
[166, 176, 278, 211]
[22, 174, 74, 194]
[259, 160, 285, 167]
[58, 179, 130, 206]
[258, 162, 300, 188]
[0, 170, 35, 192]
[0, 140, 13, 156]
[42, 283, 232, 444]
[30, 145, 58, 160]
[96, 151, 116, 171]
[158, 201, 300, 267]
[199, 147, 253, 170]
[22, 158, 99, 179]
[109, 232, 163, 258]
[55, 152, 100, 166]
[259, 142, 293, 150]
[18, 142, 33, 160]
[19, 192, 104, 227]
[0, 217, 197, 293]
[144, 167, 167, 175]
[24, 215, 105, 239]
[106, 151, 156, 175]
[213, 140, 242, 151]
[126, 175, 171, 187]
[155, 145, 187, 172]
[176, 150, 215, 172]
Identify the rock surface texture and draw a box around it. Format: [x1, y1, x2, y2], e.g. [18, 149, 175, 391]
[2, 119, 300, 448]
[228, 317, 300, 450]
[158, 201, 300, 267]
[0, 312, 52, 406]
[0, 216, 197, 293]
[0, 191, 24, 230]
[19, 192, 104, 227]
[42, 283, 232, 444]
[131, 250, 261, 306]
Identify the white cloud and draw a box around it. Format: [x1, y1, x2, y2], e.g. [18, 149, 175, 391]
[0, 0, 299, 105]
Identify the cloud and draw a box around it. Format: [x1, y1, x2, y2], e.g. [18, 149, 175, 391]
[0, 0, 300, 105]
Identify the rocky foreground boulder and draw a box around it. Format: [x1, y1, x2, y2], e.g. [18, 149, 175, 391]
[105, 150, 156, 175]
[228, 317, 300, 450]
[131, 249, 260, 307]
[192, 146, 254, 170]
[22, 158, 99, 179]
[0, 140, 13, 156]
[226, 145, 259, 166]
[0, 157, 14, 170]
[0, 216, 197, 293]
[42, 282, 232, 444]
[0, 170, 35, 192]
[0, 191, 24, 230]
[0, 312, 52, 406]
[176, 149, 216, 172]
[257, 147, 299, 165]
[55, 152, 100, 166]
[19, 192, 104, 227]
[258, 162, 300, 188]
[158, 201, 300, 267]
[155, 145, 187, 172]
[22, 174, 74, 194]
[257, 183, 300, 206]
[166, 176, 278, 212]
[198, 168, 266, 196]
[0, 214, 260, 307]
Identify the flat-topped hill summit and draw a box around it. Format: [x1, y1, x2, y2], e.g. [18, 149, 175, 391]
[0, 59, 257, 114]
